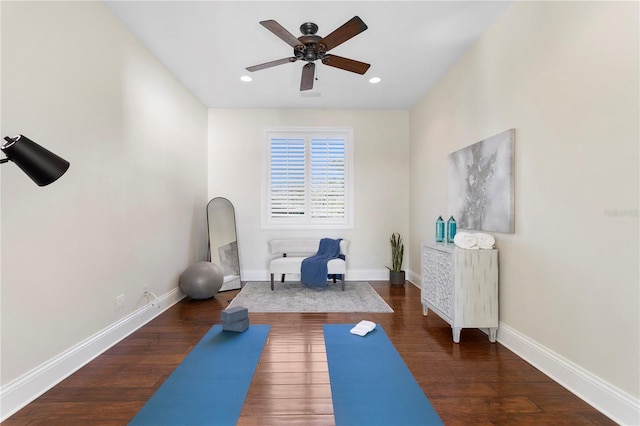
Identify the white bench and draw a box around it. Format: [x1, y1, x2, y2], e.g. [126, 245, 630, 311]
[269, 239, 348, 291]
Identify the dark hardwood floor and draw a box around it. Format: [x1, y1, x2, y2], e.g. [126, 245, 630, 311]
[4, 282, 615, 425]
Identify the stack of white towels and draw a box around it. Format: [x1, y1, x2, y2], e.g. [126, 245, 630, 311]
[453, 232, 496, 249]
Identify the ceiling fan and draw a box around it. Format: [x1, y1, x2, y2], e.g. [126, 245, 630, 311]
[246, 16, 370, 91]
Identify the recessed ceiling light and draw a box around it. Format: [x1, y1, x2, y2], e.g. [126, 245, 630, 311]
[369, 77, 381, 84]
[240, 75, 252, 82]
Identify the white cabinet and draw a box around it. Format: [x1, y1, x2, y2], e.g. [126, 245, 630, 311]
[421, 242, 499, 343]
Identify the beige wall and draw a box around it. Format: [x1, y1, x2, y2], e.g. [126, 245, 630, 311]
[1, 0, 208, 388]
[410, 0, 639, 400]
[208, 109, 410, 280]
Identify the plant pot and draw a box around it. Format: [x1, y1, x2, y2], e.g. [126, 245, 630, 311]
[389, 270, 406, 287]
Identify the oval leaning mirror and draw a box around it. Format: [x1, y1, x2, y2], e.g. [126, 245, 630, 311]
[207, 197, 241, 292]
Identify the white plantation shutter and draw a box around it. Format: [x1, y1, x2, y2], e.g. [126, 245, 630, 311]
[270, 137, 305, 217]
[265, 129, 353, 228]
[310, 138, 345, 220]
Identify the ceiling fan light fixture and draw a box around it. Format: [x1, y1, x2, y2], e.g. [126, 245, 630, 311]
[248, 16, 370, 91]
[240, 75, 253, 82]
[369, 77, 381, 84]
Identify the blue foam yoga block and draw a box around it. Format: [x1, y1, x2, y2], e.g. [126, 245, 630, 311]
[222, 306, 248, 323]
[223, 318, 249, 333]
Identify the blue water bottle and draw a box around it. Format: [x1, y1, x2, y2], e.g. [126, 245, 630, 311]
[447, 216, 457, 243]
[435, 216, 445, 242]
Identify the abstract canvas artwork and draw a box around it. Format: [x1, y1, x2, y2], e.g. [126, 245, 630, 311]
[448, 129, 515, 233]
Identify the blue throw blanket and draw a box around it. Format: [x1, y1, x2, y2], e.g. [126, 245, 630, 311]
[301, 238, 343, 288]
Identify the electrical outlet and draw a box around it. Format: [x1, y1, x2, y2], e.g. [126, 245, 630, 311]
[115, 294, 125, 310]
[370, 256, 376, 264]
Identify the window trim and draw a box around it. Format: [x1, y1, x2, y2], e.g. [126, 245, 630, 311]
[262, 127, 354, 230]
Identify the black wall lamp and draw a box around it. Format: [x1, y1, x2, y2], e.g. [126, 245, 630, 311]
[1, 134, 70, 186]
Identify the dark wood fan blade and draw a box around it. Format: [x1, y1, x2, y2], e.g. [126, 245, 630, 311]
[300, 63, 315, 91]
[260, 20, 303, 49]
[321, 55, 370, 75]
[246, 57, 297, 72]
[322, 16, 368, 51]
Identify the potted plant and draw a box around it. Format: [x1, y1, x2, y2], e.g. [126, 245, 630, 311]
[387, 232, 405, 286]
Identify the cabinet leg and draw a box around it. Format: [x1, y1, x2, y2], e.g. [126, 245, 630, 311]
[452, 327, 461, 343]
[489, 328, 497, 343]
[422, 304, 428, 316]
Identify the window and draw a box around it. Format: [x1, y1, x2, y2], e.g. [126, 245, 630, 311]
[263, 128, 353, 229]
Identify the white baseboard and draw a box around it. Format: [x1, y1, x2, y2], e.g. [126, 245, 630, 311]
[0, 287, 185, 422]
[343, 268, 390, 281]
[240, 269, 267, 282]
[498, 322, 640, 426]
[407, 268, 420, 287]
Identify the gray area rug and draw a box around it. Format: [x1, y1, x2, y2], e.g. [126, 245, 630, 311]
[228, 281, 394, 313]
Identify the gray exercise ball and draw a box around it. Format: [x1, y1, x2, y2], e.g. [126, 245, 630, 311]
[179, 262, 224, 299]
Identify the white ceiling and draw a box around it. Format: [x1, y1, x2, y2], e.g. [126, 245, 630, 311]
[104, 1, 512, 110]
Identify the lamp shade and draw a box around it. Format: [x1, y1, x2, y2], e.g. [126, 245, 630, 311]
[2, 135, 70, 186]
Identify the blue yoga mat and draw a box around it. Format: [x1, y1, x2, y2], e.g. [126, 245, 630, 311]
[129, 324, 270, 426]
[323, 324, 443, 426]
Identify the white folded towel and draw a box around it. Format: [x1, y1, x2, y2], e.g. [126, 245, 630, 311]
[475, 233, 496, 249]
[350, 320, 376, 337]
[453, 232, 478, 249]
